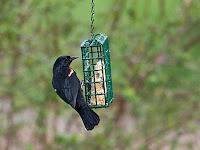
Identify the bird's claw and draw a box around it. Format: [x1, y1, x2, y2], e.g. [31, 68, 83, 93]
[81, 80, 84, 90]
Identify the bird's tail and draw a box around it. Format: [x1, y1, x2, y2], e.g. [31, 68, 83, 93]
[76, 104, 100, 130]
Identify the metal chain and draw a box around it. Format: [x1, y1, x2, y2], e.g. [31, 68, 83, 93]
[91, 0, 95, 39]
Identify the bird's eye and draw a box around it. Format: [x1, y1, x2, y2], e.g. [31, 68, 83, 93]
[66, 56, 71, 60]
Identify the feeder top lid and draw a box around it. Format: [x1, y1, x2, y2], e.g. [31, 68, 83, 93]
[81, 33, 108, 48]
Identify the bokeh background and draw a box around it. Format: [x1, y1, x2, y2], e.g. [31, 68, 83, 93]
[0, 0, 200, 150]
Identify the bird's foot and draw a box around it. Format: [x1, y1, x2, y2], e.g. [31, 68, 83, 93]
[81, 80, 84, 90]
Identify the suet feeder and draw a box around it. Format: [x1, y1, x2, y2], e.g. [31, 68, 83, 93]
[81, 33, 113, 108]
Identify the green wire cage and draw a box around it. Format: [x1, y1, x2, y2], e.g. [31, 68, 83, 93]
[81, 33, 113, 108]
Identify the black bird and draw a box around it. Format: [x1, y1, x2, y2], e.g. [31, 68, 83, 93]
[52, 56, 100, 130]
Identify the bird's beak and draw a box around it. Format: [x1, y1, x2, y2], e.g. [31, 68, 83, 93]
[70, 56, 79, 61]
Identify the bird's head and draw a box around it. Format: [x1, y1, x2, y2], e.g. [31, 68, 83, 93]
[53, 56, 79, 70]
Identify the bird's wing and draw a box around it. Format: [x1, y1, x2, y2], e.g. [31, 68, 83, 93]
[52, 75, 76, 108]
[62, 73, 79, 108]
[52, 76, 67, 101]
[52, 71, 80, 109]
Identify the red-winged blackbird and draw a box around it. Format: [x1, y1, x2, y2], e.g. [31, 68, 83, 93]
[52, 56, 100, 130]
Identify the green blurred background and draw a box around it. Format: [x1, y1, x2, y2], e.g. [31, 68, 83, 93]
[0, 0, 200, 150]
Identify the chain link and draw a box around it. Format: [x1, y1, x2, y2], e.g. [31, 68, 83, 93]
[91, 0, 95, 39]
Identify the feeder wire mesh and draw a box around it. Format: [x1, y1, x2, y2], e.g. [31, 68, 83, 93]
[81, 34, 113, 108]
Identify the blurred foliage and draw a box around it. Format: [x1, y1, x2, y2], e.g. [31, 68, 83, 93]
[0, 0, 200, 150]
